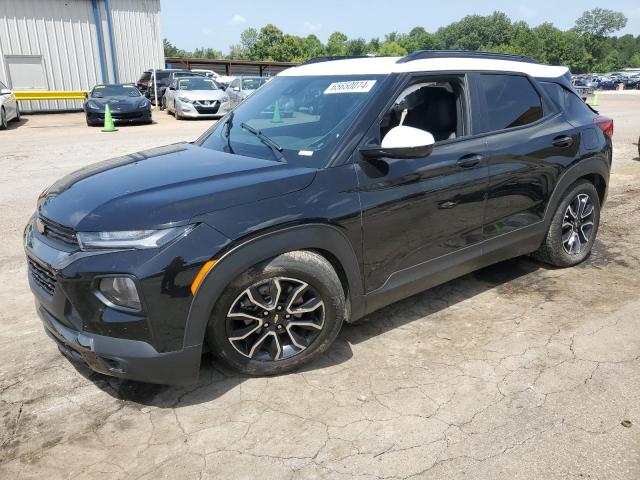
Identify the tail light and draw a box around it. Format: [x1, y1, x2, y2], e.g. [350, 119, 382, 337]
[594, 116, 614, 139]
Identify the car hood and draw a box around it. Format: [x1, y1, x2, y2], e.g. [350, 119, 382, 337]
[38, 143, 316, 231]
[88, 96, 147, 111]
[177, 90, 227, 101]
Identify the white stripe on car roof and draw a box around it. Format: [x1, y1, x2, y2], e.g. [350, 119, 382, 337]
[278, 56, 569, 78]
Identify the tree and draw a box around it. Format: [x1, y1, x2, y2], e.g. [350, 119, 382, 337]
[345, 38, 367, 56]
[434, 12, 514, 50]
[254, 24, 284, 60]
[378, 41, 407, 57]
[326, 32, 348, 56]
[534, 23, 591, 73]
[302, 35, 325, 60]
[163, 38, 184, 57]
[238, 27, 258, 59]
[400, 27, 434, 52]
[192, 47, 223, 59]
[270, 34, 306, 62]
[575, 8, 627, 37]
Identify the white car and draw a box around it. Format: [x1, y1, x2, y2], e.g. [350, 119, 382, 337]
[0, 81, 20, 129]
[164, 76, 229, 119]
[190, 69, 235, 86]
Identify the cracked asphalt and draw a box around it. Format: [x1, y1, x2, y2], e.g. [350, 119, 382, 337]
[1, 94, 640, 479]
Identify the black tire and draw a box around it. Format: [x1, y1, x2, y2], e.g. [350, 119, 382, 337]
[161, 97, 166, 111]
[533, 180, 600, 267]
[0, 108, 6, 130]
[206, 251, 346, 376]
[14, 106, 20, 123]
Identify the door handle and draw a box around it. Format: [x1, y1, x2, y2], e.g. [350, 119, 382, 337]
[457, 154, 484, 168]
[552, 135, 574, 148]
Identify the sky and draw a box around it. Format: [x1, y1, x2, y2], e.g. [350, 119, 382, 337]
[160, 0, 640, 53]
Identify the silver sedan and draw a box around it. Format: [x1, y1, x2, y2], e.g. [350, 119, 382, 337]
[164, 76, 229, 119]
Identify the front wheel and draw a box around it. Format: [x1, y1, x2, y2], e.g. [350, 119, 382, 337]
[0, 108, 7, 130]
[206, 251, 346, 376]
[533, 180, 601, 267]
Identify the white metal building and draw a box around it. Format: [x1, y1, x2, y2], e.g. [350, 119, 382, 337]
[0, 0, 164, 111]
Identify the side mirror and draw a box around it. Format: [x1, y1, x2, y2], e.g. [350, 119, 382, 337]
[360, 125, 435, 159]
[0, 89, 11, 96]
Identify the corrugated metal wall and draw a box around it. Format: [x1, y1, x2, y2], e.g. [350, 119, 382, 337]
[0, 0, 163, 112]
[108, 0, 163, 83]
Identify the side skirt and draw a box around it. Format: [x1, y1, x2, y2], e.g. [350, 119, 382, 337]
[361, 222, 546, 317]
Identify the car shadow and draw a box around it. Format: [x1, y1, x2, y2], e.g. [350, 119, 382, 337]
[5, 117, 29, 130]
[82, 256, 549, 407]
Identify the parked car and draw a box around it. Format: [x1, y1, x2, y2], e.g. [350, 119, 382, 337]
[84, 84, 152, 126]
[139, 69, 196, 105]
[137, 68, 187, 95]
[0, 80, 20, 129]
[163, 76, 228, 119]
[221, 76, 269, 112]
[25, 52, 613, 385]
[191, 69, 235, 87]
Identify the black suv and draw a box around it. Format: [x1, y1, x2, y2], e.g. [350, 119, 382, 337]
[25, 52, 613, 385]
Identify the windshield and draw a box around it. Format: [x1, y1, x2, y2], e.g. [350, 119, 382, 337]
[177, 77, 218, 91]
[198, 75, 384, 168]
[242, 77, 268, 90]
[91, 85, 140, 98]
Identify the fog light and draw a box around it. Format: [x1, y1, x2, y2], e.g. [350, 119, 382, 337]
[98, 277, 141, 310]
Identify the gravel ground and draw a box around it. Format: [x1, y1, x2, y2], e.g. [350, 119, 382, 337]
[1, 98, 639, 479]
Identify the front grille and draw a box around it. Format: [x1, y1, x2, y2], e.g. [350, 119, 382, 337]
[194, 101, 220, 114]
[111, 111, 145, 119]
[39, 216, 78, 247]
[28, 257, 57, 295]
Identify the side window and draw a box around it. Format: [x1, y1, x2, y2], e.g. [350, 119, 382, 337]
[478, 74, 543, 132]
[0, 81, 6, 90]
[380, 77, 467, 142]
[540, 81, 594, 119]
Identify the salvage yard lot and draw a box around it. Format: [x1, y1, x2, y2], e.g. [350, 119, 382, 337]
[1, 95, 639, 479]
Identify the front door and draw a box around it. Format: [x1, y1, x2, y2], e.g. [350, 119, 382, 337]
[356, 75, 489, 293]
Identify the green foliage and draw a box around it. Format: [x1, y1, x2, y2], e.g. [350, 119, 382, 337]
[165, 9, 640, 73]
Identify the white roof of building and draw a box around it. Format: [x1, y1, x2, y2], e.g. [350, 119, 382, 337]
[279, 56, 569, 78]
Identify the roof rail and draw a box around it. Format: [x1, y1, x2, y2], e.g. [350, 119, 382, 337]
[302, 55, 378, 65]
[397, 50, 539, 64]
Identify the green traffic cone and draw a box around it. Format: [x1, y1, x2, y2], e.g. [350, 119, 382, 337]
[271, 100, 282, 123]
[591, 91, 599, 107]
[102, 103, 118, 132]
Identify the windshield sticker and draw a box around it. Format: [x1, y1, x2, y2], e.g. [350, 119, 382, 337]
[298, 150, 314, 156]
[324, 80, 376, 95]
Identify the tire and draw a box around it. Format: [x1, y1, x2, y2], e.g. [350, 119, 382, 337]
[206, 251, 346, 376]
[14, 106, 20, 123]
[0, 108, 6, 130]
[533, 180, 600, 267]
[161, 97, 166, 111]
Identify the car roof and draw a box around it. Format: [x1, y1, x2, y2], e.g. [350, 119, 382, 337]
[278, 56, 569, 79]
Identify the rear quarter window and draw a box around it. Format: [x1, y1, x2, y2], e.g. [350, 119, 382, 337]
[478, 74, 543, 133]
[540, 82, 594, 119]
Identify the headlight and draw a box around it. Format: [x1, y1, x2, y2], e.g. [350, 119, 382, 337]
[177, 96, 192, 103]
[77, 225, 194, 250]
[87, 100, 101, 110]
[137, 99, 150, 109]
[97, 276, 141, 310]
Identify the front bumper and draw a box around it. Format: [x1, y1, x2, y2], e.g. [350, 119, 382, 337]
[176, 101, 225, 118]
[38, 302, 201, 385]
[24, 218, 231, 385]
[86, 110, 152, 124]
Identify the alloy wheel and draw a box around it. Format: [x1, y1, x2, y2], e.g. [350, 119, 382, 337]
[226, 277, 325, 361]
[562, 193, 595, 255]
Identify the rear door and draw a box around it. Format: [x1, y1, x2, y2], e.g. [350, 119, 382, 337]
[472, 73, 580, 239]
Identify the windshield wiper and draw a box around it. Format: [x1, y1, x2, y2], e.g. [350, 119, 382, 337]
[240, 122, 286, 162]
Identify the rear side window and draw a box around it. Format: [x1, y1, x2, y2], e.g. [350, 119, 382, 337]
[478, 74, 543, 132]
[540, 82, 594, 119]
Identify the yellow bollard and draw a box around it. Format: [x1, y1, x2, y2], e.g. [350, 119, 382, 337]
[591, 91, 599, 107]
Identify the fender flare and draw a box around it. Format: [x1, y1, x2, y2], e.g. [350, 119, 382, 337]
[183, 223, 364, 348]
[542, 156, 610, 230]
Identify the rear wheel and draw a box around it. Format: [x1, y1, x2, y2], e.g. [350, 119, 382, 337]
[0, 108, 6, 130]
[14, 106, 20, 122]
[206, 251, 346, 376]
[533, 180, 600, 267]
